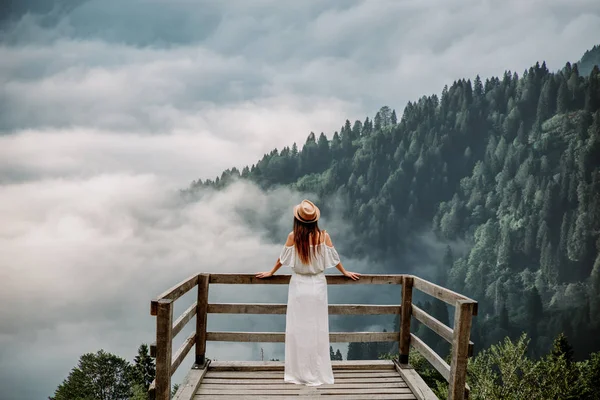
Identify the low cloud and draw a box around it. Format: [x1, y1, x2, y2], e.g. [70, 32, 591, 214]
[0, 93, 352, 186]
[0, 176, 391, 399]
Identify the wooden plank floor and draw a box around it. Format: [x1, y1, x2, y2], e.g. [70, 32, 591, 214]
[193, 360, 420, 399]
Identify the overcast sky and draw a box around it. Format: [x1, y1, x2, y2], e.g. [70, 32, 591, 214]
[1, 1, 599, 399]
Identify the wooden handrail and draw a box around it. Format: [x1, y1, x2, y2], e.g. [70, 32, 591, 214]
[412, 304, 454, 342]
[412, 304, 474, 356]
[150, 274, 199, 316]
[207, 303, 401, 315]
[407, 278, 477, 399]
[399, 276, 414, 364]
[205, 331, 400, 343]
[171, 332, 196, 376]
[195, 274, 210, 366]
[148, 273, 477, 400]
[148, 274, 201, 400]
[173, 302, 197, 338]
[449, 300, 476, 400]
[411, 333, 450, 381]
[210, 359, 396, 371]
[208, 273, 404, 284]
[154, 299, 173, 400]
[413, 276, 478, 315]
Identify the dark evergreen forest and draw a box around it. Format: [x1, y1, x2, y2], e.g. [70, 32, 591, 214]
[187, 46, 600, 362]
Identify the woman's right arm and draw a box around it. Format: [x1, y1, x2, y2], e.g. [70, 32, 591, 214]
[335, 261, 360, 280]
[256, 259, 282, 278]
[326, 232, 361, 281]
[256, 232, 294, 278]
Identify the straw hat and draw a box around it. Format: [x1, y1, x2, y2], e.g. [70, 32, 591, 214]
[294, 199, 320, 223]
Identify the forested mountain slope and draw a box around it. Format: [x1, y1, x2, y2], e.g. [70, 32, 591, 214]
[188, 51, 600, 359]
[579, 45, 600, 77]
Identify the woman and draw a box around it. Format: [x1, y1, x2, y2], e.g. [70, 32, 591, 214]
[255, 199, 361, 386]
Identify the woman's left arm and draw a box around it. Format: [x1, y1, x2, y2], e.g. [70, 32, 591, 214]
[326, 232, 360, 280]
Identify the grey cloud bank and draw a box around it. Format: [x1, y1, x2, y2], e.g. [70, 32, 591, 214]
[1, 0, 600, 398]
[2, 1, 599, 134]
[0, 176, 384, 399]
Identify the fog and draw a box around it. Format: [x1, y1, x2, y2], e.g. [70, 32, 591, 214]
[0, 176, 398, 399]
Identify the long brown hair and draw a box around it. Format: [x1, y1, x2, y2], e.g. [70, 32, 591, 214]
[293, 217, 322, 264]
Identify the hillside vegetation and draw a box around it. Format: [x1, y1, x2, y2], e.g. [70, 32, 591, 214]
[190, 51, 600, 361]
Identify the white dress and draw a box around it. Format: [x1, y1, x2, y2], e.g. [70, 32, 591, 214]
[278, 237, 341, 386]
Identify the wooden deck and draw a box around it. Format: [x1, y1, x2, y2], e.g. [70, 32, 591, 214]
[148, 274, 477, 400]
[178, 360, 436, 399]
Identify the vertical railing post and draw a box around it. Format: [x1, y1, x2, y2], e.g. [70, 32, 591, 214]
[195, 273, 210, 367]
[156, 299, 173, 400]
[449, 299, 476, 400]
[399, 276, 414, 364]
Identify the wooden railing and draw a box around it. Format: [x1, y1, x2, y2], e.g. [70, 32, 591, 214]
[148, 273, 477, 400]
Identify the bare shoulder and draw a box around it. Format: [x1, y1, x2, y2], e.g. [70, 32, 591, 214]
[323, 230, 334, 247]
[285, 231, 294, 246]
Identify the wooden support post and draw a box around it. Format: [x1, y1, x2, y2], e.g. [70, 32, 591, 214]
[195, 273, 210, 367]
[399, 276, 413, 364]
[448, 299, 476, 400]
[155, 299, 173, 400]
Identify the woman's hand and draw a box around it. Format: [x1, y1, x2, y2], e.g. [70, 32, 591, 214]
[255, 270, 274, 278]
[344, 270, 361, 280]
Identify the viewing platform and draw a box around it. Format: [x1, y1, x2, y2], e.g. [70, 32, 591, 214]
[148, 274, 478, 400]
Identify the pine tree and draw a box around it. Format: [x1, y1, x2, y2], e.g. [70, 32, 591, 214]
[550, 333, 574, 365]
[567, 212, 590, 265]
[132, 344, 155, 390]
[378, 106, 392, 127]
[438, 245, 454, 285]
[525, 287, 543, 354]
[585, 65, 600, 112]
[362, 117, 372, 136]
[317, 132, 330, 170]
[474, 74, 484, 97]
[343, 119, 352, 137]
[443, 245, 454, 268]
[341, 127, 354, 158]
[591, 253, 600, 326]
[374, 112, 382, 131]
[499, 302, 510, 332]
[347, 343, 362, 360]
[534, 80, 553, 132]
[352, 120, 362, 140]
[497, 224, 512, 268]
